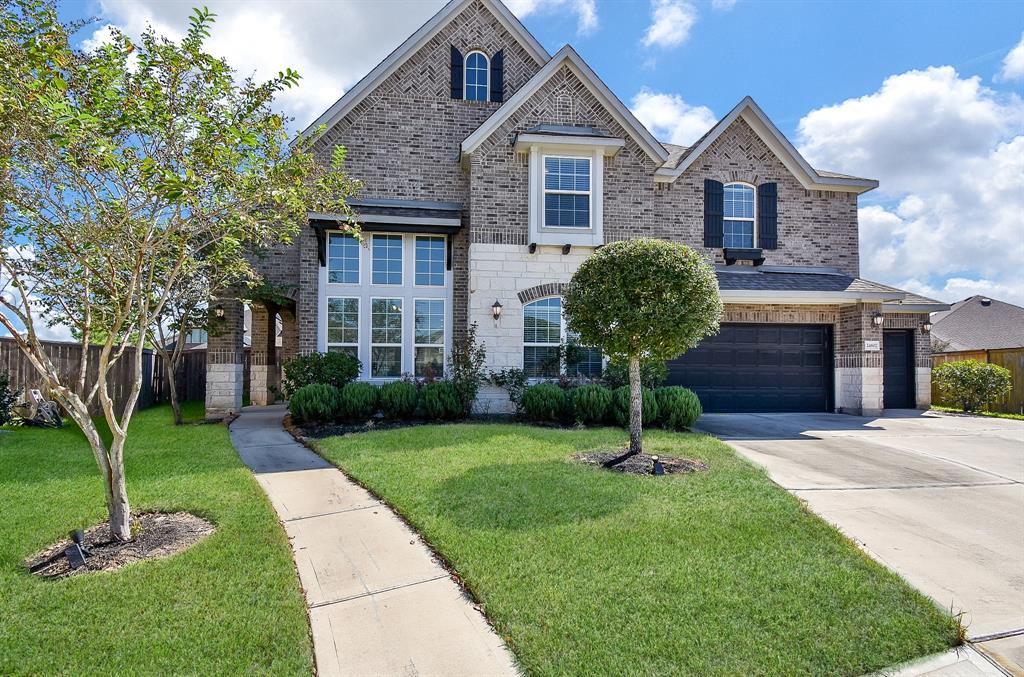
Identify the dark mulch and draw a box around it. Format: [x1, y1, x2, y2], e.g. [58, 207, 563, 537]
[26, 512, 215, 579]
[574, 450, 708, 475]
[290, 416, 434, 439]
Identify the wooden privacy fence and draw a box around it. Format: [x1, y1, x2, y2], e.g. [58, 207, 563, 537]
[0, 337, 252, 414]
[932, 348, 1024, 415]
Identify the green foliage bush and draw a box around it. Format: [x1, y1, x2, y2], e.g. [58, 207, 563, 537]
[602, 359, 668, 389]
[933, 360, 1012, 412]
[655, 386, 702, 430]
[281, 352, 360, 395]
[378, 381, 418, 419]
[448, 323, 487, 416]
[490, 368, 528, 414]
[569, 384, 612, 425]
[611, 385, 659, 427]
[0, 374, 17, 427]
[340, 382, 379, 420]
[420, 381, 462, 420]
[522, 383, 568, 422]
[288, 384, 341, 423]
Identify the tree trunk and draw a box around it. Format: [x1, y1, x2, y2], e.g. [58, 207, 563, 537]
[628, 354, 643, 456]
[106, 434, 132, 541]
[164, 352, 182, 425]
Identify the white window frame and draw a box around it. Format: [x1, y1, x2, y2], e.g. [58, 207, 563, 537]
[326, 232, 361, 285]
[723, 181, 757, 249]
[325, 296, 360, 359]
[370, 233, 404, 286]
[369, 296, 404, 379]
[463, 50, 490, 102]
[525, 143, 608, 247]
[413, 234, 447, 288]
[413, 298, 446, 378]
[542, 154, 593, 231]
[522, 295, 605, 380]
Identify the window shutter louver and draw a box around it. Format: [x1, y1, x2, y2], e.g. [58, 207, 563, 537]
[450, 46, 464, 99]
[490, 49, 504, 102]
[758, 182, 778, 249]
[704, 179, 724, 248]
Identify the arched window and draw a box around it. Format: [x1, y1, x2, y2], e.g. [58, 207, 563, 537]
[523, 296, 602, 378]
[723, 182, 755, 248]
[464, 51, 489, 101]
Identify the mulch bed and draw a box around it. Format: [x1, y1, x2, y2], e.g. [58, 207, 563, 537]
[26, 512, 215, 579]
[288, 416, 434, 439]
[574, 450, 708, 475]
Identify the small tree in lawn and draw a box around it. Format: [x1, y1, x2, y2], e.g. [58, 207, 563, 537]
[0, 3, 359, 540]
[563, 239, 721, 457]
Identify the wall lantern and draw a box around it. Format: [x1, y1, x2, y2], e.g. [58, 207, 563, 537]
[921, 320, 933, 333]
[214, 304, 225, 319]
[491, 300, 503, 322]
[871, 312, 884, 327]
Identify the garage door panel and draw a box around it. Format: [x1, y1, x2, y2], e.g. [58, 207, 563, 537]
[666, 323, 833, 413]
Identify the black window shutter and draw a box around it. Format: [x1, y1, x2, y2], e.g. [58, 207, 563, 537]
[758, 182, 778, 249]
[703, 179, 724, 248]
[490, 49, 504, 102]
[450, 46, 464, 99]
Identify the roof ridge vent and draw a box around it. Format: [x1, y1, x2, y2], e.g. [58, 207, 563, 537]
[980, 297, 992, 306]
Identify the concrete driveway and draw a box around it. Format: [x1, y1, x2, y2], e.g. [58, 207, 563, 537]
[696, 410, 1024, 673]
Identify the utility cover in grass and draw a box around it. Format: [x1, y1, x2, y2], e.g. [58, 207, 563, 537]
[574, 449, 708, 475]
[27, 512, 214, 578]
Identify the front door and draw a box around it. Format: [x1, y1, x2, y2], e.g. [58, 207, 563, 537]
[883, 330, 914, 409]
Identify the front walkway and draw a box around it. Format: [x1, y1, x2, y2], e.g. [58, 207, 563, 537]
[229, 405, 518, 677]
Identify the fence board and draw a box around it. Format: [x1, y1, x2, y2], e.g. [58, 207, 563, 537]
[932, 348, 1024, 415]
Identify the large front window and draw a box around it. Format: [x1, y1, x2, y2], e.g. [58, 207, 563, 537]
[327, 233, 359, 284]
[543, 156, 591, 229]
[414, 299, 445, 378]
[414, 236, 445, 286]
[723, 183, 755, 248]
[372, 234, 403, 285]
[326, 297, 359, 359]
[370, 298, 402, 377]
[464, 51, 489, 102]
[522, 297, 603, 379]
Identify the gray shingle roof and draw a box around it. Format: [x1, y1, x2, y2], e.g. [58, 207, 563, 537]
[715, 269, 903, 294]
[931, 296, 1024, 351]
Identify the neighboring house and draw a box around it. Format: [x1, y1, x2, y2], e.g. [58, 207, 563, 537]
[930, 296, 1024, 354]
[205, 0, 948, 417]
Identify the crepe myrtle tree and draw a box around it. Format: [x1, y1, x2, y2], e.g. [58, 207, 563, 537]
[0, 2, 360, 541]
[563, 239, 721, 457]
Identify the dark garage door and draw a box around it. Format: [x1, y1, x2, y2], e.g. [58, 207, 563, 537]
[666, 323, 833, 413]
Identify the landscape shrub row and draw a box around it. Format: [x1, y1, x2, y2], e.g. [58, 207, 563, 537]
[521, 382, 702, 431]
[288, 379, 466, 424]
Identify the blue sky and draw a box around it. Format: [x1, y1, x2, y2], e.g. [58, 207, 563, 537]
[13, 0, 1024, 339]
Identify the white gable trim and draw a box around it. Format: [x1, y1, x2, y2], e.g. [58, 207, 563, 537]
[461, 45, 669, 164]
[654, 96, 879, 194]
[295, 0, 549, 146]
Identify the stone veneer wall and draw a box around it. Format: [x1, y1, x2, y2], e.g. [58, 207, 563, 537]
[205, 298, 245, 419]
[836, 303, 884, 415]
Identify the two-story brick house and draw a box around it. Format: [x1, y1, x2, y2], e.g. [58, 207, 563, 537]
[205, 0, 947, 419]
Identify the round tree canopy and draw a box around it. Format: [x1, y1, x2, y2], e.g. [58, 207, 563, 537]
[563, 239, 722, 362]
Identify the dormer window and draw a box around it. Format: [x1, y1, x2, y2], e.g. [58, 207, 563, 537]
[723, 182, 755, 248]
[464, 51, 489, 101]
[544, 156, 591, 229]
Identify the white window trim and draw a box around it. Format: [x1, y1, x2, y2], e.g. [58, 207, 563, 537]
[463, 50, 489, 102]
[413, 297, 446, 378]
[522, 295, 605, 380]
[412, 234, 447, 288]
[370, 233, 405, 287]
[369, 296, 404, 379]
[526, 143, 606, 247]
[326, 232, 361, 286]
[325, 296, 360, 358]
[723, 181, 757, 249]
[541, 154, 593, 231]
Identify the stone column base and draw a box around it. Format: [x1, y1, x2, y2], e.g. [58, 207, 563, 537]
[250, 364, 278, 406]
[206, 363, 244, 420]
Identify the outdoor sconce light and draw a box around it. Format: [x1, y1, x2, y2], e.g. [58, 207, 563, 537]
[921, 320, 933, 333]
[491, 300, 503, 322]
[214, 304, 225, 319]
[872, 312, 884, 327]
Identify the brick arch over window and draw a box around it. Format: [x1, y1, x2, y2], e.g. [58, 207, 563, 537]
[518, 282, 565, 305]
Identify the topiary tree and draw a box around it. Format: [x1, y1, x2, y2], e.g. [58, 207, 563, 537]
[933, 360, 1012, 412]
[563, 239, 721, 458]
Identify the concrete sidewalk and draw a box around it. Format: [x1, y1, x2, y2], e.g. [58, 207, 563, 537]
[229, 405, 518, 677]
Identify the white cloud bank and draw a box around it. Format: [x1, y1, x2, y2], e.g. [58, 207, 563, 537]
[798, 65, 1024, 306]
[997, 32, 1024, 81]
[507, 0, 598, 34]
[642, 0, 698, 49]
[630, 89, 716, 145]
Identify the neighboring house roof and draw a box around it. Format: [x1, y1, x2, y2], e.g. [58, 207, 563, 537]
[715, 267, 947, 307]
[930, 295, 1024, 351]
[653, 97, 879, 194]
[295, 0, 549, 145]
[461, 45, 670, 164]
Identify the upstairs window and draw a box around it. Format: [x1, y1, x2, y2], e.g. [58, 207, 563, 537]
[464, 51, 489, 101]
[327, 233, 359, 284]
[723, 183, 755, 248]
[543, 156, 591, 229]
[414, 235, 445, 286]
[371, 234, 403, 285]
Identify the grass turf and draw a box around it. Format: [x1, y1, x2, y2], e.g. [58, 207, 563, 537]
[0, 403, 313, 675]
[931, 405, 1024, 420]
[313, 424, 959, 676]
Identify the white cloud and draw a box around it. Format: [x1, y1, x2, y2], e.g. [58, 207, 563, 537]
[503, 0, 599, 34]
[711, 0, 737, 10]
[630, 88, 716, 145]
[798, 66, 1024, 306]
[642, 0, 697, 49]
[997, 32, 1024, 81]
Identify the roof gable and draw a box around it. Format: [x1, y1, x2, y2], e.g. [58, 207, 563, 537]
[461, 45, 669, 164]
[296, 0, 549, 145]
[932, 295, 1024, 351]
[654, 97, 878, 194]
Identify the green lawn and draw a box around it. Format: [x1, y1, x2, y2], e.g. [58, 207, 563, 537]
[931, 405, 1024, 420]
[314, 424, 958, 676]
[0, 404, 313, 676]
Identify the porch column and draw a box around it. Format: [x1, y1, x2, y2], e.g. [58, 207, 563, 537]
[205, 297, 245, 420]
[279, 305, 299, 364]
[835, 302, 884, 416]
[249, 302, 279, 406]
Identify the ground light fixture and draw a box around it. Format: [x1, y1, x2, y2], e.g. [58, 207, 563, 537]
[872, 312, 884, 327]
[491, 300, 503, 322]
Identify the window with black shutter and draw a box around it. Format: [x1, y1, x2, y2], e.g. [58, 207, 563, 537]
[490, 49, 504, 102]
[703, 179, 724, 248]
[450, 46, 464, 100]
[757, 182, 778, 249]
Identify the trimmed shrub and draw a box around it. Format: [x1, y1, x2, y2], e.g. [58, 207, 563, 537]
[933, 360, 1012, 412]
[420, 381, 462, 420]
[569, 384, 612, 425]
[655, 386, 702, 430]
[281, 352, 361, 395]
[288, 384, 341, 423]
[602, 358, 668, 390]
[0, 373, 16, 427]
[379, 381, 418, 419]
[611, 385, 659, 427]
[340, 382, 379, 420]
[522, 383, 567, 422]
